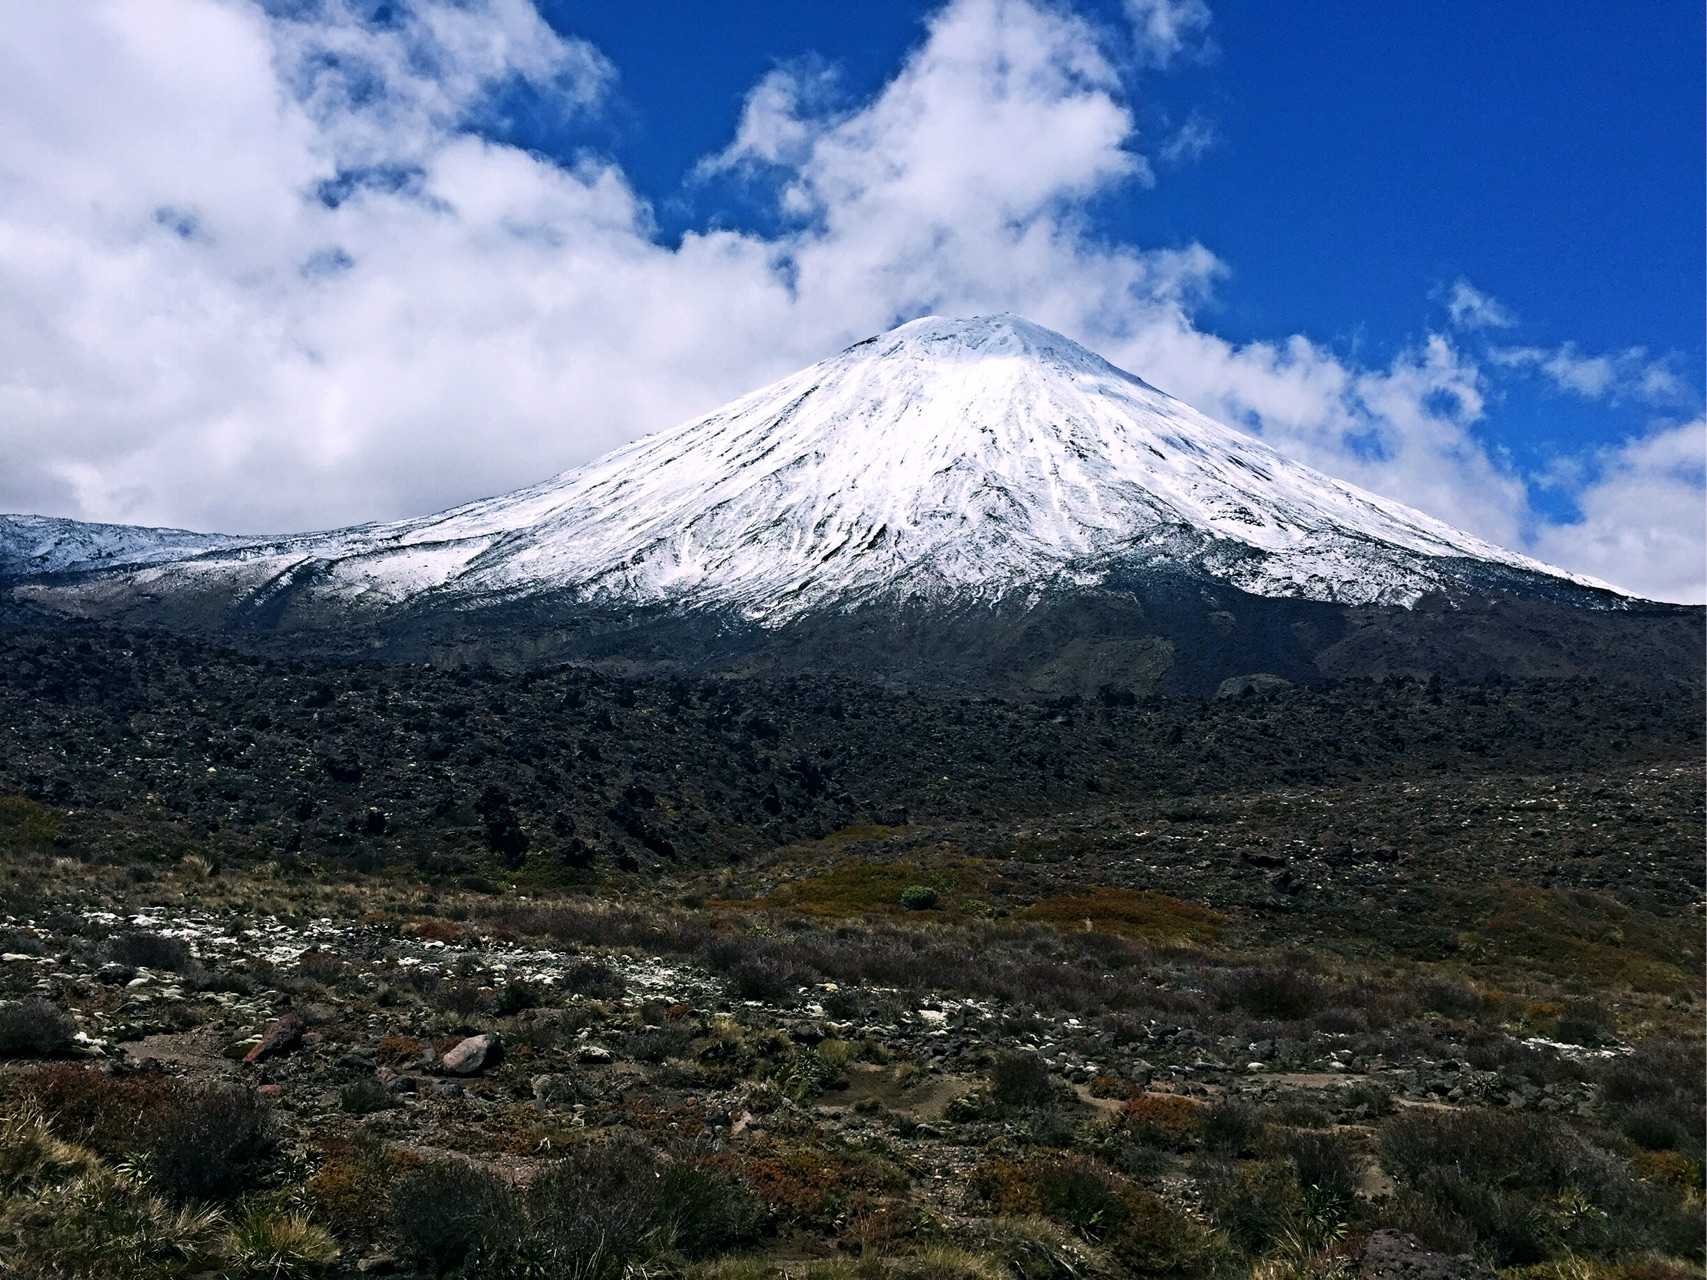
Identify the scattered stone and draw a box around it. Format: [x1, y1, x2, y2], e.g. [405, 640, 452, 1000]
[245, 1013, 305, 1064]
[442, 1032, 501, 1075]
[1357, 1230, 1493, 1280]
[576, 1043, 613, 1065]
[1215, 673, 1293, 699]
[431, 1079, 464, 1099]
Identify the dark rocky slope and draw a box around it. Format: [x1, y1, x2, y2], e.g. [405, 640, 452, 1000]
[2, 620, 1698, 878]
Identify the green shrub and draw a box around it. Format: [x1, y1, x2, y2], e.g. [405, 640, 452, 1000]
[1200, 1157, 1302, 1251]
[1378, 1108, 1691, 1265]
[989, 1051, 1060, 1112]
[971, 1153, 1230, 1275]
[899, 885, 939, 911]
[338, 1078, 394, 1116]
[1200, 1098, 1267, 1157]
[1283, 1129, 1361, 1217]
[0, 795, 61, 851]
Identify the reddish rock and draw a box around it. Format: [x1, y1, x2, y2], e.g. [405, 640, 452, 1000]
[441, 1032, 501, 1076]
[244, 1013, 305, 1064]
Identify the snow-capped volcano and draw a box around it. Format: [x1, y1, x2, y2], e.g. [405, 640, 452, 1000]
[6, 314, 1608, 623]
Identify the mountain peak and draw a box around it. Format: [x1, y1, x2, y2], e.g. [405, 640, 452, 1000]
[8, 316, 1613, 625]
[845, 313, 1125, 378]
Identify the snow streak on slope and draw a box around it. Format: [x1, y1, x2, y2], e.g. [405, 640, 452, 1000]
[8, 315, 1611, 618]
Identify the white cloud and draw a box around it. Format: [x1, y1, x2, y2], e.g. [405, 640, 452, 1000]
[1530, 419, 1706, 603]
[695, 63, 836, 179]
[1158, 111, 1217, 165]
[1444, 278, 1516, 330]
[0, 0, 1697, 602]
[1123, 0, 1213, 67]
[1490, 342, 1688, 406]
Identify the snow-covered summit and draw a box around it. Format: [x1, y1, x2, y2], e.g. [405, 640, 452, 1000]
[7, 314, 1610, 619]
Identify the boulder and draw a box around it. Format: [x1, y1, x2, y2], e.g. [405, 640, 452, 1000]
[441, 1032, 501, 1076]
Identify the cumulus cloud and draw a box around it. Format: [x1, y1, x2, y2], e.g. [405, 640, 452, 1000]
[1530, 419, 1706, 603]
[0, 0, 1698, 601]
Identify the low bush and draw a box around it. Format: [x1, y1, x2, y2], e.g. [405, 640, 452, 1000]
[102, 931, 192, 972]
[1341, 1081, 1395, 1118]
[1415, 976, 1485, 1017]
[308, 1132, 414, 1234]
[15, 1064, 173, 1156]
[558, 958, 627, 999]
[1117, 1093, 1203, 1150]
[145, 1082, 274, 1204]
[1215, 965, 1324, 1019]
[989, 1051, 1060, 1113]
[717, 1141, 904, 1229]
[1379, 1108, 1695, 1265]
[390, 1157, 515, 1273]
[972, 1153, 1230, 1277]
[1200, 1098, 1267, 1156]
[1597, 1039, 1705, 1165]
[0, 998, 76, 1057]
[972, 1153, 1126, 1240]
[1200, 1157, 1302, 1251]
[1554, 998, 1615, 1046]
[724, 956, 802, 1002]
[1282, 1129, 1361, 1218]
[629, 1026, 695, 1064]
[898, 885, 939, 911]
[392, 1138, 762, 1278]
[493, 977, 544, 1016]
[0, 795, 61, 851]
[339, 1078, 394, 1115]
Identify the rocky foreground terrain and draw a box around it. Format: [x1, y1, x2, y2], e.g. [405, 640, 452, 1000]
[0, 620, 1701, 1279]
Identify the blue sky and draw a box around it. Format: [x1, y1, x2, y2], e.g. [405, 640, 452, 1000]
[2, 0, 1702, 598]
[527, 0, 1705, 512]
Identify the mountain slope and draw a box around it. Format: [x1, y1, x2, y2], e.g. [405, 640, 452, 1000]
[6, 314, 1612, 622]
[8, 313, 1694, 696]
[0, 514, 251, 582]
